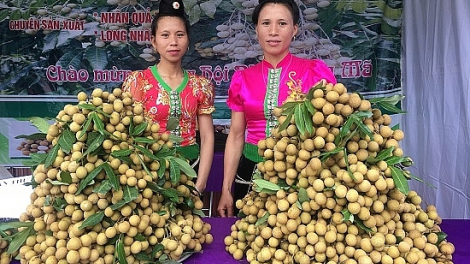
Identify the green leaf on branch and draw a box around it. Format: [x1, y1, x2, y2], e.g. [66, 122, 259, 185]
[59, 171, 72, 184]
[184, 197, 195, 210]
[58, 128, 75, 154]
[192, 209, 205, 217]
[319, 147, 344, 162]
[390, 166, 409, 195]
[15, 133, 47, 140]
[132, 122, 148, 136]
[300, 103, 314, 135]
[385, 156, 409, 167]
[253, 179, 280, 194]
[79, 211, 104, 229]
[116, 238, 128, 264]
[133, 145, 158, 161]
[51, 197, 67, 212]
[154, 145, 176, 158]
[133, 137, 157, 144]
[304, 100, 316, 115]
[78, 115, 93, 140]
[7, 225, 35, 254]
[367, 146, 394, 164]
[78, 103, 97, 111]
[93, 179, 113, 194]
[161, 188, 181, 203]
[123, 185, 139, 202]
[82, 132, 105, 158]
[43, 144, 59, 169]
[168, 158, 181, 185]
[351, 110, 373, 119]
[29, 117, 51, 134]
[116, 155, 133, 164]
[280, 101, 301, 110]
[255, 212, 270, 226]
[343, 148, 356, 181]
[135, 252, 152, 261]
[134, 233, 147, 242]
[278, 112, 293, 132]
[111, 149, 132, 157]
[91, 112, 105, 135]
[354, 218, 373, 233]
[294, 104, 306, 135]
[350, 111, 374, 140]
[298, 188, 309, 204]
[166, 117, 179, 131]
[369, 94, 406, 114]
[376, 101, 406, 114]
[25, 153, 47, 167]
[171, 157, 197, 178]
[341, 209, 354, 223]
[436, 232, 448, 245]
[408, 172, 437, 189]
[151, 244, 165, 261]
[76, 163, 104, 195]
[169, 135, 183, 143]
[0, 221, 34, 231]
[102, 162, 119, 191]
[129, 116, 135, 136]
[157, 158, 166, 179]
[136, 155, 154, 184]
[110, 186, 139, 210]
[305, 86, 316, 101]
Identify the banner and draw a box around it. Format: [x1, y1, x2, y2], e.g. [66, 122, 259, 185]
[0, 0, 402, 165]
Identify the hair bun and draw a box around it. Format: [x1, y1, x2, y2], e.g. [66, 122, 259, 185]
[158, 0, 185, 17]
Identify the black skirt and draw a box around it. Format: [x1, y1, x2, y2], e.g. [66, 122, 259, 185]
[233, 155, 257, 213]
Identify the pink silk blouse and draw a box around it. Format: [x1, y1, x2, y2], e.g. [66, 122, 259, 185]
[122, 66, 215, 147]
[227, 53, 337, 147]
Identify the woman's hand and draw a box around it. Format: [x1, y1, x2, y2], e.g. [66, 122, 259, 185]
[217, 190, 234, 217]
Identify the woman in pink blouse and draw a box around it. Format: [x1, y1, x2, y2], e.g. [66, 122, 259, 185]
[122, 0, 215, 193]
[217, 0, 336, 217]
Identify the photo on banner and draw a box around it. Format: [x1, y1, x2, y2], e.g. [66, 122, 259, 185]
[0, 0, 403, 166]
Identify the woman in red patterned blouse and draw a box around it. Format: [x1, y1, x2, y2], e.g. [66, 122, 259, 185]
[122, 0, 215, 193]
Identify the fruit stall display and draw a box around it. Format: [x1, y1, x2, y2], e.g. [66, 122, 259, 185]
[224, 81, 455, 264]
[1, 88, 212, 264]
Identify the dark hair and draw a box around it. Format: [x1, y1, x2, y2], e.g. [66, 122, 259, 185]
[252, 0, 300, 25]
[150, 0, 190, 37]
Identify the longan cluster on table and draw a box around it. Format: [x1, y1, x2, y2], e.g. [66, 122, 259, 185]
[1, 88, 212, 264]
[225, 82, 455, 264]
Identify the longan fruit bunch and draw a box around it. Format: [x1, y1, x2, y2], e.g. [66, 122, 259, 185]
[1, 234, 13, 264]
[225, 82, 455, 264]
[1, 88, 212, 264]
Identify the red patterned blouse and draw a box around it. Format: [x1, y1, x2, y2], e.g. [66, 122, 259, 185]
[122, 66, 215, 147]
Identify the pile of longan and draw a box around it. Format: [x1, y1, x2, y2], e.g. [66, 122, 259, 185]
[225, 82, 455, 264]
[2, 88, 212, 264]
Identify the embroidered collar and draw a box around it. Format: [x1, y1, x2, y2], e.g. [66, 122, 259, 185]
[150, 65, 188, 93]
[261, 52, 293, 69]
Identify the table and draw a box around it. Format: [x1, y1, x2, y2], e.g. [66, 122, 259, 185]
[7, 218, 470, 264]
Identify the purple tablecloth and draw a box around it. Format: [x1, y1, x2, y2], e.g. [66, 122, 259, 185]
[186, 217, 245, 264]
[439, 219, 470, 263]
[8, 218, 470, 264]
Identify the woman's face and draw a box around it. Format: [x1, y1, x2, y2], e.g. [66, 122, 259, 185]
[255, 3, 298, 62]
[151, 16, 189, 64]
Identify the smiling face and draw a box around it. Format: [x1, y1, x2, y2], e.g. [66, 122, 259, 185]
[151, 16, 189, 65]
[255, 3, 298, 66]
